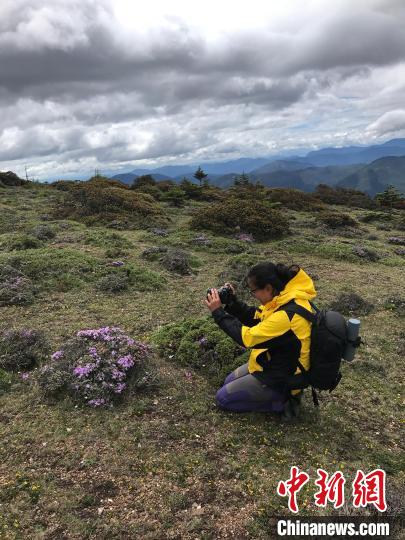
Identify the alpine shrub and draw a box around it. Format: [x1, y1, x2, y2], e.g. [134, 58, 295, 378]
[35, 327, 153, 407]
[317, 211, 358, 229]
[55, 179, 168, 229]
[267, 188, 325, 211]
[0, 329, 49, 372]
[0, 265, 36, 306]
[190, 197, 289, 240]
[151, 317, 248, 385]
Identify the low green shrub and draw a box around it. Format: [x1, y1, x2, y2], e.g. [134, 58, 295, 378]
[151, 317, 248, 385]
[83, 230, 133, 249]
[105, 247, 130, 259]
[31, 224, 57, 241]
[0, 265, 36, 306]
[314, 184, 376, 209]
[4, 233, 44, 251]
[359, 212, 393, 223]
[0, 209, 27, 233]
[0, 329, 49, 372]
[0, 171, 27, 186]
[54, 179, 168, 229]
[95, 272, 130, 293]
[0, 368, 12, 394]
[329, 291, 374, 316]
[266, 188, 325, 211]
[317, 211, 358, 228]
[190, 197, 289, 240]
[96, 264, 165, 293]
[160, 187, 187, 207]
[160, 249, 194, 275]
[141, 246, 168, 261]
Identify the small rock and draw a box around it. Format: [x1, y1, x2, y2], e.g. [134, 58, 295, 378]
[352, 246, 380, 261]
[388, 237, 405, 246]
[191, 503, 205, 516]
[193, 234, 211, 246]
[150, 228, 169, 236]
[97, 507, 104, 515]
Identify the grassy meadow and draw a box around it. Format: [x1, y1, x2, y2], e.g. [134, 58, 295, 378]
[0, 181, 404, 539]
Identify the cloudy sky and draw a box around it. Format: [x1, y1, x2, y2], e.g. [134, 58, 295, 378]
[1, 0, 405, 180]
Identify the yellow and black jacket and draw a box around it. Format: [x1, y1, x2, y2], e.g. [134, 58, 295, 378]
[211, 269, 317, 391]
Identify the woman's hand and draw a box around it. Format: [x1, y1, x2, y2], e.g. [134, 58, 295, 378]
[224, 282, 236, 295]
[204, 288, 223, 312]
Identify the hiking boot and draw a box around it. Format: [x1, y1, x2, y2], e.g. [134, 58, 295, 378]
[280, 391, 303, 423]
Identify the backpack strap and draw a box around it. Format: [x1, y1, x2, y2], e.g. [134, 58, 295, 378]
[276, 300, 320, 406]
[276, 300, 317, 324]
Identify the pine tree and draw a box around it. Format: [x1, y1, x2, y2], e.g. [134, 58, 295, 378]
[375, 185, 403, 209]
[233, 172, 251, 186]
[193, 166, 208, 187]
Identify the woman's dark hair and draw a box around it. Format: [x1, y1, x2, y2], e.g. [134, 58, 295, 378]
[246, 262, 300, 293]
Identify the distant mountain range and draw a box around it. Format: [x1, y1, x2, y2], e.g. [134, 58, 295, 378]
[107, 138, 405, 195]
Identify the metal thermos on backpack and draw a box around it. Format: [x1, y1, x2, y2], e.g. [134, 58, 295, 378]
[342, 318, 361, 362]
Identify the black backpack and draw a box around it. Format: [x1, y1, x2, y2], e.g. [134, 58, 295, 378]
[278, 300, 359, 406]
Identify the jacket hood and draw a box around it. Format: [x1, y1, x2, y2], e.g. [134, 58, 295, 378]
[261, 268, 317, 311]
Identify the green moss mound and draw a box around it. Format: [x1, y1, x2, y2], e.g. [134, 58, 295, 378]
[190, 197, 290, 240]
[96, 265, 165, 293]
[1, 233, 44, 251]
[0, 247, 165, 294]
[151, 316, 249, 385]
[0, 247, 100, 282]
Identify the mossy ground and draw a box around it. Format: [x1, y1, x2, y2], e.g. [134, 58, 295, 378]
[0, 183, 404, 539]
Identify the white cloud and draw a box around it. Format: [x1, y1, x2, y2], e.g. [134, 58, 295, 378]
[0, 0, 404, 179]
[366, 110, 405, 136]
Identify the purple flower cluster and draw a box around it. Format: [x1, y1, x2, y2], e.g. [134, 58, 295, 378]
[198, 337, 209, 348]
[117, 354, 134, 369]
[51, 350, 64, 361]
[38, 326, 152, 408]
[114, 383, 126, 394]
[73, 363, 96, 377]
[111, 368, 125, 380]
[235, 232, 254, 243]
[88, 398, 106, 407]
[111, 261, 124, 267]
[77, 326, 123, 342]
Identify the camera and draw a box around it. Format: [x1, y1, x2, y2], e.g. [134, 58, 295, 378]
[206, 285, 235, 305]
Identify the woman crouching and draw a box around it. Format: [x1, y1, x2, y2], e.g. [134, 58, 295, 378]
[204, 262, 316, 420]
